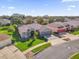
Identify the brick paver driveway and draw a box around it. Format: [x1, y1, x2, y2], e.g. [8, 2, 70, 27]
[33, 39, 79, 59]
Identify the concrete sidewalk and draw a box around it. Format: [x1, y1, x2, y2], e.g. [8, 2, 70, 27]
[48, 33, 79, 46]
[49, 38, 66, 46]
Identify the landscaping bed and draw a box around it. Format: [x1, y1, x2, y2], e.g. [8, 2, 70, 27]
[32, 43, 51, 55]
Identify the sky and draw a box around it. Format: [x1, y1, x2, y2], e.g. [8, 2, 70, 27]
[0, 0, 79, 16]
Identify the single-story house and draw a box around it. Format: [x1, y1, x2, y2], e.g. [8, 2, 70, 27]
[0, 34, 12, 48]
[38, 26, 52, 38]
[0, 45, 27, 59]
[18, 23, 43, 40]
[64, 20, 79, 28]
[47, 22, 66, 33]
[18, 23, 52, 40]
[0, 19, 11, 26]
[64, 18, 79, 22]
[47, 20, 79, 34]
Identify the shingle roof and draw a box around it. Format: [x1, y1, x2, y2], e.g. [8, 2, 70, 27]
[47, 22, 65, 32]
[18, 23, 42, 33]
[64, 20, 79, 27]
[47, 22, 64, 28]
[39, 25, 51, 33]
[0, 45, 27, 59]
[0, 19, 10, 25]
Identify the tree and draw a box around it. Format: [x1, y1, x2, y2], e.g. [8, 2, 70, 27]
[0, 15, 10, 19]
[10, 13, 25, 25]
[36, 16, 44, 24]
[48, 16, 54, 23]
[54, 16, 65, 22]
[23, 16, 33, 24]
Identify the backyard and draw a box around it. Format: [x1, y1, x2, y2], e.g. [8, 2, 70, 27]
[0, 25, 45, 51]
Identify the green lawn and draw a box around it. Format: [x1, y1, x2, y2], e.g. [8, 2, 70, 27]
[13, 29, 45, 51]
[0, 25, 45, 52]
[70, 52, 79, 59]
[32, 43, 51, 54]
[70, 31, 79, 35]
[15, 38, 45, 51]
[70, 28, 79, 35]
[0, 25, 15, 35]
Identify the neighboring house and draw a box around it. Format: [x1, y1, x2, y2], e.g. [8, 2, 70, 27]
[47, 22, 66, 33]
[65, 18, 79, 21]
[38, 26, 52, 38]
[0, 19, 11, 26]
[64, 20, 79, 28]
[47, 21, 79, 34]
[18, 23, 52, 40]
[64, 18, 71, 22]
[0, 45, 27, 59]
[0, 34, 12, 48]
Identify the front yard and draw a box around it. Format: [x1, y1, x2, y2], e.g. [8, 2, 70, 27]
[0, 25, 45, 51]
[15, 38, 45, 51]
[0, 25, 15, 35]
[70, 31, 79, 35]
[70, 28, 79, 35]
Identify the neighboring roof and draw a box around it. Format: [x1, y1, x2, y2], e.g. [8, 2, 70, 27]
[0, 34, 10, 41]
[47, 20, 79, 29]
[0, 45, 27, 59]
[33, 39, 79, 59]
[0, 19, 10, 25]
[64, 20, 79, 27]
[18, 23, 42, 33]
[39, 26, 51, 33]
[47, 22, 64, 28]
[47, 22, 65, 32]
[65, 18, 79, 21]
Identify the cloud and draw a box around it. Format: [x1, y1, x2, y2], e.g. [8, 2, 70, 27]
[30, 10, 35, 13]
[69, 5, 76, 8]
[67, 8, 72, 11]
[62, 0, 79, 2]
[1, 6, 5, 9]
[0, 6, 15, 10]
[66, 5, 76, 11]
[8, 6, 15, 9]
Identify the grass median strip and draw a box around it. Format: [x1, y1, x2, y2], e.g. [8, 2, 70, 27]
[69, 52, 79, 59]
[32, 43, 51, 55]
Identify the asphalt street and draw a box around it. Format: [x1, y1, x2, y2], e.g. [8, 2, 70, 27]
[33, 39, 79, 59]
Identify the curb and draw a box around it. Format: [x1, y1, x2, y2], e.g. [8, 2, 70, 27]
[68, 52, 79, 59]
